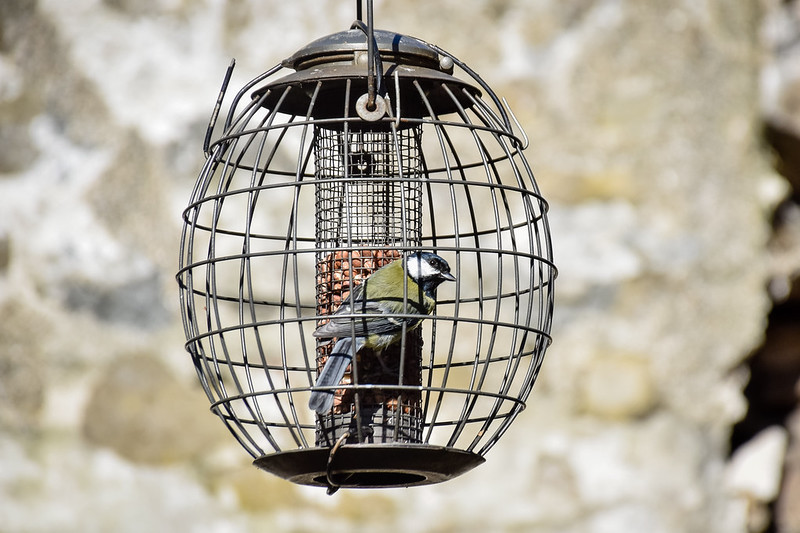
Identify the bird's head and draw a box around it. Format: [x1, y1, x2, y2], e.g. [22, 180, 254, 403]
[405, 252, 456, 292]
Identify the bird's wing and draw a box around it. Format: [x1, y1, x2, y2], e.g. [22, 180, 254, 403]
[313, 296, 427, 339]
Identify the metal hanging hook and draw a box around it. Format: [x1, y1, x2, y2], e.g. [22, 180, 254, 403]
[365, 0, 377, 110]
[351, 0, 385, 119]
[203, 59, 235, 156]
[503, 97, 530, 150]
[325, 431, 351, 495]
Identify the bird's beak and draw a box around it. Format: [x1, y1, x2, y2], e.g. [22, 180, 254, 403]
[441, 271, 456, 282]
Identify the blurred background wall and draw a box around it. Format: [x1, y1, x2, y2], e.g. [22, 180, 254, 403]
[1, 0, 800, 531]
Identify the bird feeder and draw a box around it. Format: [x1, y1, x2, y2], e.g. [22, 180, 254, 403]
[177, 1, 555, 493]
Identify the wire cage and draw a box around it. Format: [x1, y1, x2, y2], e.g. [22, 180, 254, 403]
[177, 13, 556, 491]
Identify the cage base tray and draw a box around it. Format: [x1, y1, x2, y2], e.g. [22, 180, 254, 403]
[253, 444, 484, 488]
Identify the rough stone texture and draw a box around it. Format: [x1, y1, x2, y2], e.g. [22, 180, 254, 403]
[778, 409, 800, 533]
[762, 0, 800, 138]
[0, 0, 794, 531]
[577, 352, 656, 420]
[0, 299, 47, 433]
[81, 353, 230, 464]
[727, 426, 789, 532]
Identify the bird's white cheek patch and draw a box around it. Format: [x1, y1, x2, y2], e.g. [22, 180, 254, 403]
[407, 257, 438, 280]
[420, 261, 440, 278]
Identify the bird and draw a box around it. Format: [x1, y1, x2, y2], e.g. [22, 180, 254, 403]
[308, 251, 455, 414]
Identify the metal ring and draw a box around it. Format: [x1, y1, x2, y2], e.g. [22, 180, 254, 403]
[355, 93, 386, 121]
[325, 431, 351, 495]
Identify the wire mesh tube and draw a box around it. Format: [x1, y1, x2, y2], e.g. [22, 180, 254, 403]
[313, 124, 425, 445]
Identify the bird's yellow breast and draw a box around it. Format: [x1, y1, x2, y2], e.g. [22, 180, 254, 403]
[361, 260, 436, 314]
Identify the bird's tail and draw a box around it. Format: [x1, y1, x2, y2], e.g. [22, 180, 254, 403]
[309, 337, 364, 414]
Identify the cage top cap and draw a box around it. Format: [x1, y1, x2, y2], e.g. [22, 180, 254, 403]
[256, 27, 478, 121]
[282, 28, 442, 72]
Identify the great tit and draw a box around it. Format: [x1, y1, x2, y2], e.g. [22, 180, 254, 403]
[309, 252, 455, 414]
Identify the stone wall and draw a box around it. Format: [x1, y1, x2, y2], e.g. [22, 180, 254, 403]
[1, 0, 797, 531]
